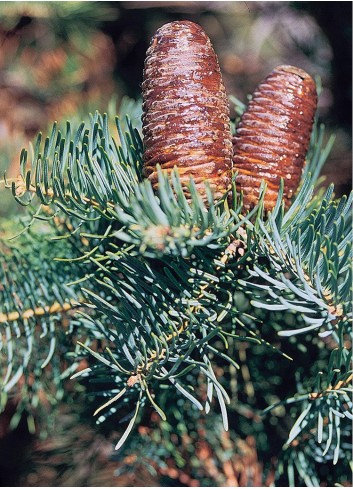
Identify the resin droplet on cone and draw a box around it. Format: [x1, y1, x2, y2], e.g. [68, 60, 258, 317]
[142, 21, 233, 201]
[232, 65, 318, 212]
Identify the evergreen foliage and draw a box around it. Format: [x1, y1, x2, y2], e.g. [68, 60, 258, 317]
[0, 96, 351, 486]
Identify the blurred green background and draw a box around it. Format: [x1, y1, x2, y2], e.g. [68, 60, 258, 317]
[0, 1, 351, 486]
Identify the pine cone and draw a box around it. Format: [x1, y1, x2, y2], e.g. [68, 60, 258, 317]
[232, 65, 318, 212]
[142, 21, 233, 202]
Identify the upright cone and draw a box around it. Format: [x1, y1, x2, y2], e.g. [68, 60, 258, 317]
[232, 65, 318, 212]
[142, 21, 233, 202]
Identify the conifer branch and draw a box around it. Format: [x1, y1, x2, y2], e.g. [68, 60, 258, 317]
[135, 237, 247, 374]
[0, 91, 351, 484]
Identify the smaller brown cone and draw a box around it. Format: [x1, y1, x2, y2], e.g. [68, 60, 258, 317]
[232, 65, 318, 212]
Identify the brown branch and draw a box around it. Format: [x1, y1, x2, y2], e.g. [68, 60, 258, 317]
[309, 373, 353, 400]
[2, 175, 115, 210]
[0, 299, 77, 325]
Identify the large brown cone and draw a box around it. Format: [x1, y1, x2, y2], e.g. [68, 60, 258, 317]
[142, 21, 233, 202]
[232, 65, 318, 212]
